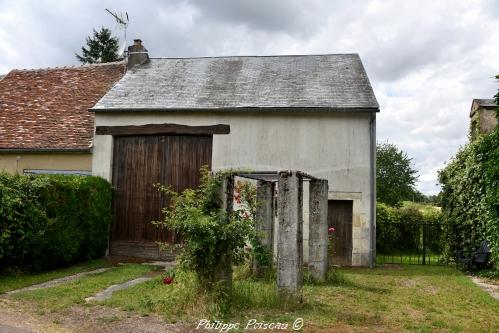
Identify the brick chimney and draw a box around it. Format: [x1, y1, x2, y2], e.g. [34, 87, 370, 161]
[127, 39, 149, 68]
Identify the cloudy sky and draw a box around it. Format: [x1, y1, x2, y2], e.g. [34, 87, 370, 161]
[1, 0, 498, 194]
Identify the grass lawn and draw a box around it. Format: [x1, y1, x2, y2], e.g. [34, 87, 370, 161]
[3, 263, 497, 332]
[10, 263, 158, 312]
[104, 265, 498, 332]
[0, 259, 110, 293]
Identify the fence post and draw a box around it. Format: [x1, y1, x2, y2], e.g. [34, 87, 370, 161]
[422, 223, 426, 265]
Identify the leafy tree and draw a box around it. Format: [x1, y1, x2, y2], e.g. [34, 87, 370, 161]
[376, 142, 418, 206]
[75, 27, 120, 64]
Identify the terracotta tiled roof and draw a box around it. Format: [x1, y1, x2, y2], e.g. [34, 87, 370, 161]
[0, 62, 125, 150]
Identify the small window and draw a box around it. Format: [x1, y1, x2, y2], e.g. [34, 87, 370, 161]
[23, 169, 91, 176]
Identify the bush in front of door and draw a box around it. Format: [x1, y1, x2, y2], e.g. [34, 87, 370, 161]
[0, 173, 113, 272]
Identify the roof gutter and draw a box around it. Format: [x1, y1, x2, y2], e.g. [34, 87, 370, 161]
[0, 148, 92, 153]
[89, 106, 380, 113]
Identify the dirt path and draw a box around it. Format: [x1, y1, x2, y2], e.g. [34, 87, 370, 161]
[1, 260, 191, 332]
[6, 268, 110, 295]
[470, 276, 499, 300]
[0, 298, 197, 333]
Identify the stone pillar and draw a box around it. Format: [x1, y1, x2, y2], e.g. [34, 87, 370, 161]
[215, 174, 234, 295]
[308, 179, 329, 282]
[253, 180, 274, 276]
[277, 171, 303, 304]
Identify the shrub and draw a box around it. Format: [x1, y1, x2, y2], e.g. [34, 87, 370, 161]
[0, 173, 113, 272]
[154, 169, 253, 290]
[376, 202, 442, 254]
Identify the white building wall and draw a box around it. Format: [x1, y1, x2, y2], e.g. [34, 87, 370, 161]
[92, 111, 374, 266]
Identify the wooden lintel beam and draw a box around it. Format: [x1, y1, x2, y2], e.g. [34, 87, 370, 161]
[96, 123, 230, 136]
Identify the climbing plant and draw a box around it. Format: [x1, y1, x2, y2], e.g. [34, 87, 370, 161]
[439, 133, 499, 266]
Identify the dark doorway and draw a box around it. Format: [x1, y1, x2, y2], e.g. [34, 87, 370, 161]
[328, 200, 353, 266]
[111, 135, 212, 248]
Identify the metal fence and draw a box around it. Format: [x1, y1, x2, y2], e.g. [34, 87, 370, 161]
[376, 222, 450, 266]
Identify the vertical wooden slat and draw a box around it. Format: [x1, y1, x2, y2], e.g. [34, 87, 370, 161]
[328, 200, 353, 266]
[111, 135, 213, 245]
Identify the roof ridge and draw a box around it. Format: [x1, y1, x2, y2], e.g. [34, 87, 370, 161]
[9, 61, 126, 73]
[149, 53, 360, 60]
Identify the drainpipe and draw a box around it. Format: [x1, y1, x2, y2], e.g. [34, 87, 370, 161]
[369, 112, 377, 268]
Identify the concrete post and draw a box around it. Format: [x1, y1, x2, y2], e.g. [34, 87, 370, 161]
[308, 179, 329, 282]
[253, 180, 274, 276]
[277, 171, 303, 304]
[215, 175, 234, 294]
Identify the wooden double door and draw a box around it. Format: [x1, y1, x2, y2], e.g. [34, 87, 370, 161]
[111, 135, 212, 244]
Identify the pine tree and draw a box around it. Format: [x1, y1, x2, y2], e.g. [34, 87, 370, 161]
[75, 27, 120, 64]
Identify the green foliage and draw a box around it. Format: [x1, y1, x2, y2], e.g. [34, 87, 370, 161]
[234, 180, 272, 269]
[495, 74, 499, 120]
[376, 142, 419, 206]
[154, 168, 253, 290]
[0, 173, 113, 272]
[75, 27, 120, 64]
[376, 202, 441, 254]
[439, 129, 499, 266]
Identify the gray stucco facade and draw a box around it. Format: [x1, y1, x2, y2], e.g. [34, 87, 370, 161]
[91, 54, 379, 267]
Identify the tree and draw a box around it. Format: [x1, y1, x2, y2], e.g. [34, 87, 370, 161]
[75, 27, 120, 64]
[376, 142, 418, 206]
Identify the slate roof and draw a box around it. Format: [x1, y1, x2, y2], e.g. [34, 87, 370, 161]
[473, 99, 497, 108]
[470, 99, 498, 117]
[92, 54, 379, 111]
[0, 62, 125, 150]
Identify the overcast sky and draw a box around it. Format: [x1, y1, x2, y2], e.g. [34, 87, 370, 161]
[1, 0, 498, 194]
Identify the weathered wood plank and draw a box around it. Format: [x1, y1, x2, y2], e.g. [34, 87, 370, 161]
[328, 200, 353, 266]
[111, 135, 212, 246]
[96, 123, 230, 136]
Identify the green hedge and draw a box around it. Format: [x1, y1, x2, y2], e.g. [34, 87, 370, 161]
[0, 173, 113, 272]
[439, 129, 499, 266]
[376, 203, 441, 254]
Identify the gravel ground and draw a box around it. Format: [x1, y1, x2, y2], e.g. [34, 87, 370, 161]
[470, 276, 499, 300]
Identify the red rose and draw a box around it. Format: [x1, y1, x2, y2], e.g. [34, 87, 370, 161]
[163, 276, 173, 285]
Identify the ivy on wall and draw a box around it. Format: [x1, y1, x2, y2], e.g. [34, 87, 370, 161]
[438, 130, 499, 265]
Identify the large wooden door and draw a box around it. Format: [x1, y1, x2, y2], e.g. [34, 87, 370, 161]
[111, 135, 212, 244]
[328, 200, 353, 266]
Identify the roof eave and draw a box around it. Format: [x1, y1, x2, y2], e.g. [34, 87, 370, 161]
[0, 148, 92, 153]
[89, 106, 380, 113]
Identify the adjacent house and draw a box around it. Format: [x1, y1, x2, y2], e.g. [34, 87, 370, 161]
[470, 98, 498, 140]
[91, 41, 379, 266]
[0, 63, 125, 175]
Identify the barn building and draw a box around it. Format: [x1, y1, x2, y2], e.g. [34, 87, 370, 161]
[91, 40, 379, 267]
